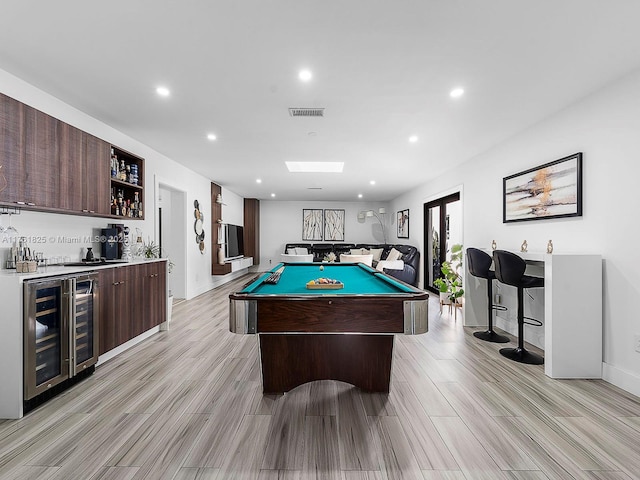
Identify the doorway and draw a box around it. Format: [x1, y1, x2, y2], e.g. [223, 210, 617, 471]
[158, 184, 187, 300]
[424, 192, 461, 293]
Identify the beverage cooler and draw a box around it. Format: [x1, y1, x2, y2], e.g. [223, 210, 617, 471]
[23, 273, 99, 404]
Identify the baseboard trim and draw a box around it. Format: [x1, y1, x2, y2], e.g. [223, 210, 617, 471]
[97, 327, 160, 366]
[602, 362, 640, 398]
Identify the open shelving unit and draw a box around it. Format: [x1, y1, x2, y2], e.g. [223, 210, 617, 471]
[109, 146, 144, 219]
[211, 182, 231, 275]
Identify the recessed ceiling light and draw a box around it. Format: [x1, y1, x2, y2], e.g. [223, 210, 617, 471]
[256, 179, 262, 184]
[270, 193, 276, 197]
[370, 180, 376, 185]
[358, 194, 363, 198]
[206, 133, 217, 141]
[286, 161, 343, 173]
[156, 86, 170, 97]
[450, 87, 464, 98]
[299, 69, 312, 82]
[409, 135, 418, 143]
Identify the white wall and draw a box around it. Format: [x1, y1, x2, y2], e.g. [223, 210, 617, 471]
[221, 187, 244, 226]
[258, 201, 392, 270]
[390, 68, 640, 396]
[0, 67, 230, 300]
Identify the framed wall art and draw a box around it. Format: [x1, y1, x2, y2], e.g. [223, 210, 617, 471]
[302, 209, 323, 241]
[397, 209, 409, 238]
[503, 152, 583, 223]
[324, 209, 345, 241]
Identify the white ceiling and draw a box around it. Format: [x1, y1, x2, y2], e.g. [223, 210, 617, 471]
[2, 1, 640, 201]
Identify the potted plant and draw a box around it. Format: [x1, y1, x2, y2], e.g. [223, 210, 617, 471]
[323, 252, 337, 263]
[433, 244, 464, 307]
[142, 238, 160, 259]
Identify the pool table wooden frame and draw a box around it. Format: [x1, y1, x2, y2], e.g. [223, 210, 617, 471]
[229, 263, 429, 394]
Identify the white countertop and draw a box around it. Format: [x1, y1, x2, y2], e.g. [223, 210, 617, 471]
[0, 257, 167, 281]
[480, 248, 599, 262]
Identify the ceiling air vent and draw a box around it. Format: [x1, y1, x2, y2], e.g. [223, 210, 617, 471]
[307, 187, 323, 190]
[289, 108, 325, 117]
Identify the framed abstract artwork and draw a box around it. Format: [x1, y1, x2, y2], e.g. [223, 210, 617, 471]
[503, 152, 583, 223]
[323, 209, 345, 241]
[397, 209, 409, 238]
[302, 209, 323, 240]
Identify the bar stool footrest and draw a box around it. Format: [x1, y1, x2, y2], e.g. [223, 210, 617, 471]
[523, 316, 543, 327]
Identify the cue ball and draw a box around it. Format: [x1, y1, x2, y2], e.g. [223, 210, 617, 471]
[319, 265, 324, 271]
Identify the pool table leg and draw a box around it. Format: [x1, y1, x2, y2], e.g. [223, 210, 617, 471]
[259, 334, 394, 393]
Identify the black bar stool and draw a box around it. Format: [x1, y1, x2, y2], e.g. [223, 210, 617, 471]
[493, 250, 544, 365]
[466, 248, 509, 343]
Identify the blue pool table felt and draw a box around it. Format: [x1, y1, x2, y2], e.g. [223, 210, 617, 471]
[241, 263, 414, 295]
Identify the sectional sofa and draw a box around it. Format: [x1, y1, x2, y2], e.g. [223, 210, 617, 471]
[283, 243, 420, 287]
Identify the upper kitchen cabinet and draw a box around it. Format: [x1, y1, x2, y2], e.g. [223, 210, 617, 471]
[83, 133, 110, 216]
[0, 93, 63, 209]
[0, 98, 60, 208]
[24, 105, 60, 208]
[57, 121, 84, 212]
[57, 124, 111, 215]
[0, 94, 26, 205]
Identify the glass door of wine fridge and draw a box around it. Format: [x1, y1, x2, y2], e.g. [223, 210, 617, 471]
[71, 275, 99, 376]
[24, 277, 70, 400]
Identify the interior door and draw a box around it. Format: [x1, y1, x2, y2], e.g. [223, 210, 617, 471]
[424, 192, 461, 293]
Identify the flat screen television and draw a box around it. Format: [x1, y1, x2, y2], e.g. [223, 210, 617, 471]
[225, 224, 244, 260]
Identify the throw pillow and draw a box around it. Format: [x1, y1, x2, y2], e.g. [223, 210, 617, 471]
[295, 247, 309, 255]
[287, 248, 296, 254]
[350, 248, 364, 255]
[370, 248, 383, 262]
[386, 247, 403, 262]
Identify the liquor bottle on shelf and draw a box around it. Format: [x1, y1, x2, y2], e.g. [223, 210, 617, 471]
[110, 148, 118, 178]
[133, 192, 140, 217]
[130, 164, 138, 185]
[117, 189, 124, 216]
[110, 189, 115, 215]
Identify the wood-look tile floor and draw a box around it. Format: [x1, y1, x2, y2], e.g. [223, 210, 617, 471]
[1, 275, 639, 480]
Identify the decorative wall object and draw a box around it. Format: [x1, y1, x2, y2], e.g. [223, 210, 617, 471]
[397, 209, 409, 238]
[503, 152, 582, 223]
[302, 209, 323, 241]
[323, 209, 345, 241]
[193, 200, 206, 254]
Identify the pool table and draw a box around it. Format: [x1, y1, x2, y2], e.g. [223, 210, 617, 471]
[229, 262, 429, 393]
